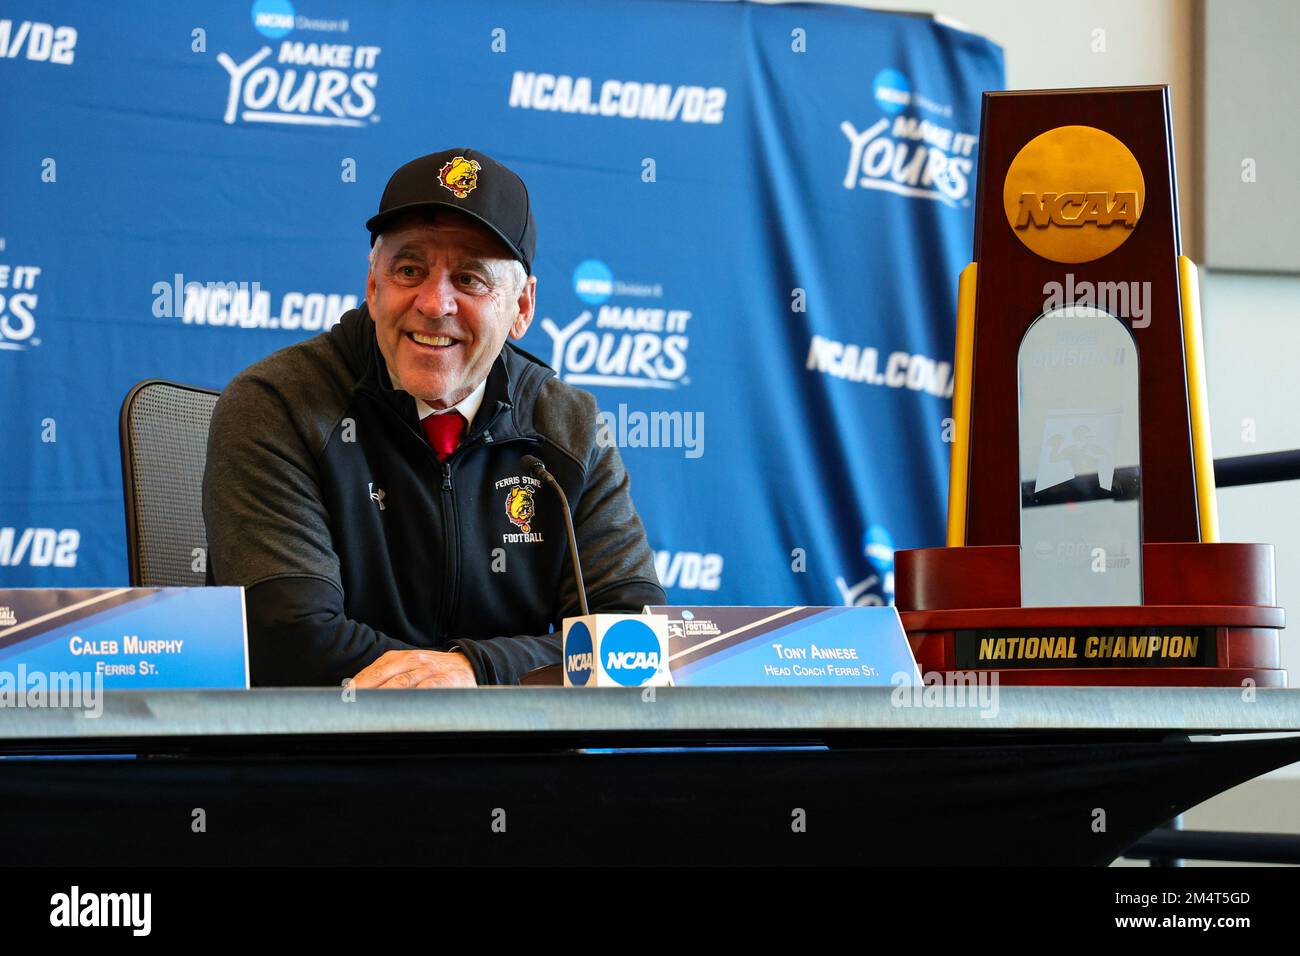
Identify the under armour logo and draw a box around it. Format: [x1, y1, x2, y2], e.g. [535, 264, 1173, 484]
[368, 482, 386, 511]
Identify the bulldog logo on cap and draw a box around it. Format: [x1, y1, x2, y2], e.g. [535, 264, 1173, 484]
[438, 156, 481, 199]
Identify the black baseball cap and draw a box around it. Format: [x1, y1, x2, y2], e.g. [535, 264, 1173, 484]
[365, 147, 537, 275]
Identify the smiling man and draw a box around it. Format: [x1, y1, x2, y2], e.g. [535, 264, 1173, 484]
[202, 148, 665, 687]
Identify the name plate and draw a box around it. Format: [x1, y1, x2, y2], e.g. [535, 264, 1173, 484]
[0, 588, 248, 690]
[645, 605, 919, 686]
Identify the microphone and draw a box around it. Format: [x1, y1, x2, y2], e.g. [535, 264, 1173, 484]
[522, 454, 589, 616]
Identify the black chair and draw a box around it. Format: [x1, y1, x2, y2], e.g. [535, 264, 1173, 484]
[119, 380, 220, 587]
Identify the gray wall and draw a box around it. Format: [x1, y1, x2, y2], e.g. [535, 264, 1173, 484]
[1200, 0, 1300, 272]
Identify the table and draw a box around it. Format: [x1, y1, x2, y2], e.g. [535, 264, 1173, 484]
[2, 686, 1299, 865]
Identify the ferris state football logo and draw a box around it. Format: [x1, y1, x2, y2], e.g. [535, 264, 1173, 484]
[506, 486, 534, 532]
[439, 156, 481, 198]
[495, 475, 544, 543]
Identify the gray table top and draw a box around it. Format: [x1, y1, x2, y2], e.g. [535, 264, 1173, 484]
[2, 686, 1299, 741]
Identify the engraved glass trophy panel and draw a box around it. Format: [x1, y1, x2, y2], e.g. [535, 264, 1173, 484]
[1018, 306, 1143, 607]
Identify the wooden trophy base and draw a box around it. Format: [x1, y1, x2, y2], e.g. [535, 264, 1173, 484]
[895, 542, 1286, 687]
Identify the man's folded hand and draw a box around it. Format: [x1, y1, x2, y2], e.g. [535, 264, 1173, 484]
[351, 649, 478, 688]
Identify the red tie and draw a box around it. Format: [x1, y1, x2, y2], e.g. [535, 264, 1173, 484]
[421, 410, 466, 461]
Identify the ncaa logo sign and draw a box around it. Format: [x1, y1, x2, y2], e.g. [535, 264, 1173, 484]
[1003, 125, 1145, 264]
[864, 523, 895, 604]
[573, 259, 614, 305]
[863, 524, 894, 576]
[601, 619, 662, 686]
[252, 0, 295, 38]
[565, 620, 594, 686]
[872, 68, 910, 115]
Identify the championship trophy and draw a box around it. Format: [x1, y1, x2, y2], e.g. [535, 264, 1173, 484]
[895, 86, 1286, 686]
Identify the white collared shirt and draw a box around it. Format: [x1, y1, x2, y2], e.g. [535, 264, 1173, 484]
[414, 379, 487, 431]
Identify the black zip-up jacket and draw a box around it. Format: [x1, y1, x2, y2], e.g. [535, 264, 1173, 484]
[202, 304, 665, 686]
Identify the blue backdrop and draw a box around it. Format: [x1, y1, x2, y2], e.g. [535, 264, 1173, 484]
[0, 0, 1003, 607]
